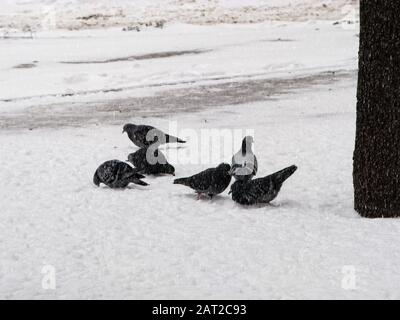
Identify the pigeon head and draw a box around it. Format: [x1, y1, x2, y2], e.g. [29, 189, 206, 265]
[242, 136, 254, 153]
[122, 123, 136, 134]
[229, 180, 245, 195]
[216, 163, 232, 176]
[127, 153, 135, 164]
[164, 163, 176, 176]
[93, 171, 101, 187]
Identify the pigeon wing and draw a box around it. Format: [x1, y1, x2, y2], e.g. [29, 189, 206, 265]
[187, 168, 215, 192]
[129, 148, 148, 171]
[252, 154, 258, 176]
[98, 161, 119, 185]
[240, 176, 274, 203]
[133, 125, 155, 146]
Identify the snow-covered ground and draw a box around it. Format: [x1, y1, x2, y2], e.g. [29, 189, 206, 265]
[3, 0, 397, 301]
[7, 74, 400, 300]
[1, 0, 357, 31]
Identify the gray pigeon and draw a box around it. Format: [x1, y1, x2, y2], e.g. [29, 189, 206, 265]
[231, 136, 258, 181]
[93, 160, 148, 188]
[123, 123, 186, 148]
[127, 147, 175, 176]
[229, 165, 297, 205]
[174, 163, 232, 199]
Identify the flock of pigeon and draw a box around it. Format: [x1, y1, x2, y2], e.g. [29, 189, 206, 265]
[93, 123, 298, 205]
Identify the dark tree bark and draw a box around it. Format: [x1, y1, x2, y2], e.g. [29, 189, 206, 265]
[354, 1, 400, 217]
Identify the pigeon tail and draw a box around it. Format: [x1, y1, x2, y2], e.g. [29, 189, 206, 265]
[165, 134, 186, 144]
[271, 165, 297, 186]
[173, 177, 191, 186]
[130, 169, 146, 179]
[127, 170, 147, 185]
[132, 179, 149, 186]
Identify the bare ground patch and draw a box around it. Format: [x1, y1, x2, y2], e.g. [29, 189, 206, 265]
[60, 49, 208, 64]
[12, 63, 37, 69]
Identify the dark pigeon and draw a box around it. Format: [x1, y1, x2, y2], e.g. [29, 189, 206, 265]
[173, 163, 232, 199]
[93, 160, 148, 188]
[123, 123, 186, 148]
[127, 147, 175, 176]
[231, 136, 258, 182]
[229, 165, 297, 205]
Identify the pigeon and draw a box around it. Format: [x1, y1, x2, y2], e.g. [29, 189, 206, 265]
[122, 123, 186, 148]
[93, 160, 148, 188]
[127, 147, 175, 176]
[173, 163, 232, 199]
[229, 165, 297, 205]
[231, 136, 258, 181]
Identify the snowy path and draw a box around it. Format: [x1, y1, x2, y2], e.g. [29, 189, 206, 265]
[0, 69, 354, 130]
[0, 21, 357, 110]
[0, 21, 358, 131]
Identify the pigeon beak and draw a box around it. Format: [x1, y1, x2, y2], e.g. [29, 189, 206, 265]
[228, 168, 235, 176]
[228, 190, 232, 195]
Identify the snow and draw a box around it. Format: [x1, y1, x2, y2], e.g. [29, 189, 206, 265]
[0, 0, 358, 31]
[3, 0, 397, 301]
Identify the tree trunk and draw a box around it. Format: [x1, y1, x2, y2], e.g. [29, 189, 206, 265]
[354, 1, 400, 217]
